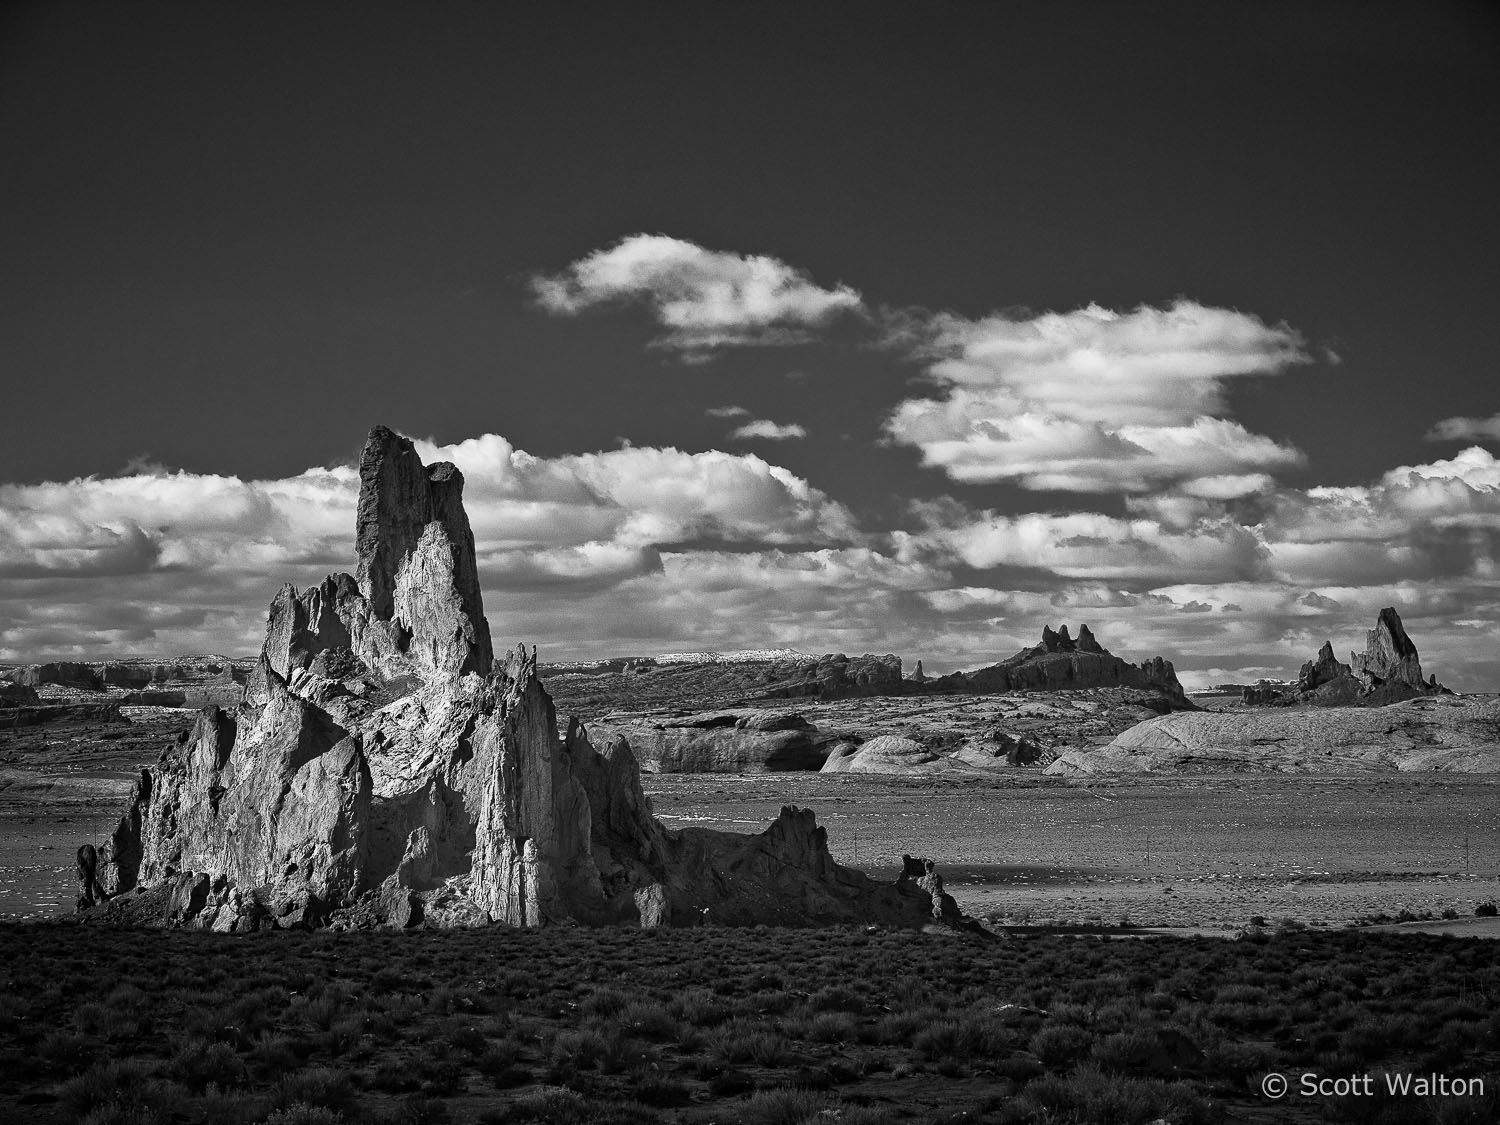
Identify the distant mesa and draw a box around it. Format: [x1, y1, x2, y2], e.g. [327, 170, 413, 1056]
[78, 426, 978, 934]
[921, 623, 1189, 709]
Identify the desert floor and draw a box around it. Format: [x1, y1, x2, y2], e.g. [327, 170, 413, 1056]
[3, 708, 1496, 932]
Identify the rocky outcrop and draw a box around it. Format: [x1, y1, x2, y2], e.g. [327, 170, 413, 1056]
[1046, 695, 1500, 775]
[761, 653, 905, 699]
[1352, 607, 1441, 700]
[909, 660, 928, 683]
[591, 710, 836, 773]
[927, 625, 1188, 707]
[355, 425, 493, 679]
[8, 661, 103, 690]
[1244, 608, 1444, 709]
[0, 682, 39, 707]
[1299, 642, 1352, 693]
[821, 735, 945, 774]
[83, 425, 973, 933]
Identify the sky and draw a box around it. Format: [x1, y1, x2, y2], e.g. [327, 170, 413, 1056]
[2, 2, 1499, 689]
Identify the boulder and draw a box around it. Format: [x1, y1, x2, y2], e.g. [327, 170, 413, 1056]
[820, 735, 945, 774]
[83, 425, 976, 934]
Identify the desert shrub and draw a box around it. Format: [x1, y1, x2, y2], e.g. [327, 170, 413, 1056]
[671, 986, 729, 1028]
[710, 1021, 792, 1067]
[581, 987, 630, 1017]
[1029, 1022, 1095, 1067]
[1477, 902, 1498, 917]
[631, 1071, 692, 1107]
[616, 998, 679, 1041]
[169, 1038, 247, 1089]
[552, 1027, 630, 1075]
[263, 1108, 343, 1125]
[38, 1028, 93, 1071]
[998, 1064, 1218, 1125]
[271, 1067, 358, 1115]
[803, 1011, 856, 1043]
[734, 1087, 837, 1125]
[447, 1023, 487, 1056]
[73, 1000, 143, 1039]
[58, 1059, 175, 1119]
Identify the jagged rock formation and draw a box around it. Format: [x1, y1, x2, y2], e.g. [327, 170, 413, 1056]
[82, 426, 973, 933]
[1244, 608, 1445, 709]
[925, 625, 1188, 707]
[1300, 642, 1352, 693]
[1352, 607, 1441, 699]
[761, 653, 905, 699]
[909, 660, 928, 683]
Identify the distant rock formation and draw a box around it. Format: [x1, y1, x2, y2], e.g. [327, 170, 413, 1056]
[0, 681, 39, 707]
[590, 710, 837, 773]
[1047, 695, 1500, 775]
[82, 426, 973, 933]
[6, 661, 103, 691]
[760, 653, 904, 699]
[909, 660, 928, 683]
[925, 625, 1188, 707]
[1244, 608, 1445, 708]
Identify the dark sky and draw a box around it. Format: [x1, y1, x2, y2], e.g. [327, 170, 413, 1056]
[3, 1, 1500, 685]
[4, 2, 1496, 486]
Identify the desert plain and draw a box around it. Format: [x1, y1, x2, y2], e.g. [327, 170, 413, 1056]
[5, 685, 1497, 937]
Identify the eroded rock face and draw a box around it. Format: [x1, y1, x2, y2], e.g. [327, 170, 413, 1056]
[356, 426, 492, 679]
[1352, 607, 1435, 697]
[591, 710, 831, 773]
[84, 425, 971, 934]
[1299, 641, 1352, 693]
[761, 653, 905, 699]
[1244, 608, 1443, 709]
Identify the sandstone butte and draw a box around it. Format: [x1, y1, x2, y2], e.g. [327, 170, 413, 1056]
[76, 426, 974, 933]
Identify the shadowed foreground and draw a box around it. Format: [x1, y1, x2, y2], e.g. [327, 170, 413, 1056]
[1, 922, 1496, 1124]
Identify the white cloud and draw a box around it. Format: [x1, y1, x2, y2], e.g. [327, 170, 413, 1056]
[1426, 413, 1500, 443]
[884, 300, 1308, 492]
[530, 234, 865, 354]
[706, 405, 750, 419]
[0, 431, 861, 661]
[729, 419, 808, 441]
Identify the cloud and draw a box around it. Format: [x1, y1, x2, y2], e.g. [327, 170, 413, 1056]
[1426, 413, 1500, 443]
[884, 300, 1308, 492]
[919, 506, 1270, 584]
[706, 405, 750, 419]
[729, 419, 808, 441]
[530, 234, 865, 355]
[0, 431, 863, 661]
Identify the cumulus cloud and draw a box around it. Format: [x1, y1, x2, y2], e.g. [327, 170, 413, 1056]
[728, 419, 808, 441]
[530, 234, 865, 355]
[884, 300, 1308, 492]
[1426, 413, 1500, 443]
[706, 405, 750, 419]
[0, 431, 863, 661]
